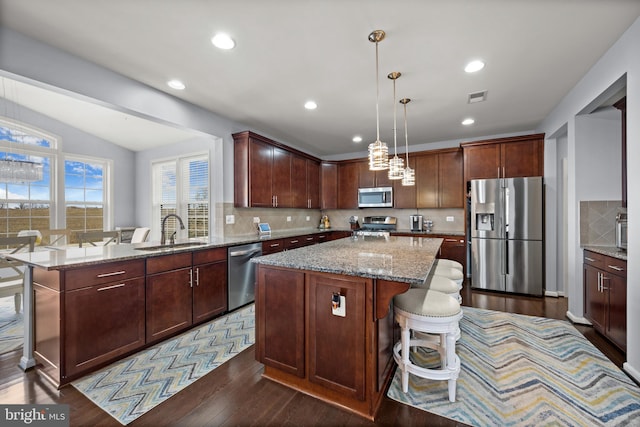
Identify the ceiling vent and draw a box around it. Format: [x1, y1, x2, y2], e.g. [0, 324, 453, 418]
[468, 90, 488, 104]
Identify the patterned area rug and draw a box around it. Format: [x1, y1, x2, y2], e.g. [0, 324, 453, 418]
[387, 307, 640, 426]
[73, 303, 255, 425]
[0, 295, 23, 355]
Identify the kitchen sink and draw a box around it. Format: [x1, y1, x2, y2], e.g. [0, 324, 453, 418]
[134, 241, 208, 251]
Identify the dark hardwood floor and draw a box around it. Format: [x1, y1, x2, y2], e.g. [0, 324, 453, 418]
[0, 284, 626, 427]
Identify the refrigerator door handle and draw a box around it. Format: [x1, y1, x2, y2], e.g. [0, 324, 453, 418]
[505, 239, 509, 275]
[504, 186, 510, 238]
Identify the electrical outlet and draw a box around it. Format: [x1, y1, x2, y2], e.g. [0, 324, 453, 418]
[446, 216, 454, 222]
[253, 217, 260, 224]
[306, 216, 310, 221]
[332, 295, 346, 317]
[225, 215, 235, 224]
[286, 216, 292, 222]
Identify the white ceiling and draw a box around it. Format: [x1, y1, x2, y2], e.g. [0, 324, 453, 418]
[0, 0, 639, 157]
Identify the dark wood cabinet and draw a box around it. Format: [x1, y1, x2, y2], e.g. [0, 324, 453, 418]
[321, 162, 338, 209]
[65, 278, 145, 377]
[416, 148, 463, 208]
[393, 154, 417, 208]
[262, 238, 285, 255]
[233, 131, 322, 209]
[256, 266, 305, 377]
[583, 250, 626, 352]
[307, 272, 366, 400]
[146, 253, 193, 343]
[462, 133, 544, 182]
[358, 160, 392, 188]
[438, 236, 467, 276]
[192, 248, 228, 323]
[337, 161, 359, 209]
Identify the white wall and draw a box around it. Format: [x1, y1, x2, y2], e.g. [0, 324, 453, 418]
[537, 16, 640, 381]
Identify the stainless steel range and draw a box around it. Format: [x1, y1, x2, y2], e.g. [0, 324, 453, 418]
[360, 216, 397, 231]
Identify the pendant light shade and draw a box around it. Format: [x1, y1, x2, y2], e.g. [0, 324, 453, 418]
[367, 30, 389, 171]
[387, 72, 404, 180]
[400, 98, 415, 186]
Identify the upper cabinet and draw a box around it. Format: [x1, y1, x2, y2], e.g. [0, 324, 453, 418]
[461, 133, 544, 182]
[233, 131, 321, 209]
[337, 161, 359, 209]
[415, 148, 464, 209]
[358, 160, 393, 188]
[321, 162, 338, 210]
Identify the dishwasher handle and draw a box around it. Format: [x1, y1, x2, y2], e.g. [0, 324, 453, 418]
[229, 249, 262, 257]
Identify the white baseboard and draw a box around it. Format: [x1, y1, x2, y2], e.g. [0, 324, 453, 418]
[544, 290, 559, 297]
[623, 363, 640, 385]
[566, 310, 591, 325]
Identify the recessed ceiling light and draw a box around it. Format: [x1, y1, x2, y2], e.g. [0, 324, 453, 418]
[167, 79, 185, 90]
[464, 60, 485, 73]
[304, 101, 317, 110]
[353, 136, 363, 143]
[211, 33, 235, 50]
[462, 118, 475, 126]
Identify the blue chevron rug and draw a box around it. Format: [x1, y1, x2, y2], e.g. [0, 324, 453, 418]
[387, 307, 640, 426]
[72, 303, 255, 425]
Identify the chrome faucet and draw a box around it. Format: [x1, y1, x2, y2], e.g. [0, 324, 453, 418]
[161, 214, 186, 245]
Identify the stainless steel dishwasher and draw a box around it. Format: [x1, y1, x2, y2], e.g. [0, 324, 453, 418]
[227, 242, 262, 311]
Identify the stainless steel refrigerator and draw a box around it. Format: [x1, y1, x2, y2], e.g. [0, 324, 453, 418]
[470, 177, 544, 296]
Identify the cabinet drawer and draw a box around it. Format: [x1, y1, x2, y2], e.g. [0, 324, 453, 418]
[262, 239, 284, 255]
[284, 237, 305, 250]
[146, 252, 192, 275]
[583, 250, 606, 269]
[603, 259, 626, 277]
[193, 247, 226, 265]
[65, 259, 145, 291]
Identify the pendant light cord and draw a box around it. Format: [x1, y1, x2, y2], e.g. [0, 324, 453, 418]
[375, 40, 380, 142]
[403, 102, 410, 164]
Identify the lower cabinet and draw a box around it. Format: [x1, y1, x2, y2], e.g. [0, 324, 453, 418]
[583, 250, 627, 352]
[65, 278, 145, 377]
[438, 236, 467, 276]
[193, 248, 228, 323]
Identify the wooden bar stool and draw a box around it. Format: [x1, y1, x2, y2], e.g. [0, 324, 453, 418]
[393, 289, 463, 402]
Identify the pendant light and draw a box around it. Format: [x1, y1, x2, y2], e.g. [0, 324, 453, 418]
[400, 98, 415, 186]
[387, 72, 404, 180]
[367, 30, 389, 171]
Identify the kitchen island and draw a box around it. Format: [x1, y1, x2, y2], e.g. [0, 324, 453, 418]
[252, 234, 442, 420]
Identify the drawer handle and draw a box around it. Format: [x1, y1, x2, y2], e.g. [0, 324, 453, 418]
[97, 283, 126, 292]
[444, 239, 457, 242]
[607, 265, 624, 271]
[270, 243, 280, 248]
[306, 237, 313, 241]
[290, 240, 299, 244]
[96, 270, 126, 278]
[584, 257, 595, 262]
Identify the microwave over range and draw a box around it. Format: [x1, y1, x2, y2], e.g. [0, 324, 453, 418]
[358, 187, 393, 208]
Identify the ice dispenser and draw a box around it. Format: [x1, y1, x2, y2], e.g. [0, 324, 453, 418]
[475, 203, 495, 231]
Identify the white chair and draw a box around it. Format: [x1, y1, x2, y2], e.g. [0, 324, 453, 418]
[130, 227, 150, 243]
[0, 236, 36, 313]
[420, 274, 462, 303]
[433, 264, 464, 287]
[393, 288, 463, 402]
[433, 258, 463, 272]
[77, 230, 120, 247]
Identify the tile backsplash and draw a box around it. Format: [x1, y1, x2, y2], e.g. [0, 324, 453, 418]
[580, 200, 624, 246]
[221, 202, 465, 237]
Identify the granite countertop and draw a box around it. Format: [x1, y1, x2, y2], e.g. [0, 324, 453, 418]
[252, 235, 443, 285]
[4, 228, 353, 270]
[582, 245, 627, 261]
[392, 229, 465, 237]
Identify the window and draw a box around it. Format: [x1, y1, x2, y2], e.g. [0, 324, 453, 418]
[0, 119, 54, 238]
[64, 157, 109, 239]
[153, 154, 209, 240]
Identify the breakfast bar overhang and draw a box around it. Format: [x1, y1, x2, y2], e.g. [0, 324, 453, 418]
[252, 235, 442, 420]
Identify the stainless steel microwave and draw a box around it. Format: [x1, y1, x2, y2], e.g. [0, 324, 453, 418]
[358, 187, 393, 208]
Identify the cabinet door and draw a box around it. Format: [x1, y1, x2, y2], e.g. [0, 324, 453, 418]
[307, 273, 366, 401]
[321, 162, 338, 209]
[416, 153, 438, 208]
[256, 266, 305, 377]
[358, 161, 375, 188]
[337, 162, 359, 209]
[439, 150, 464, 207]
[193, 260, 227, 323]
[394, 154, 417, 208]
[501, 138, 543, 178]
[262, 239, 285, 255]
[306, 159, 321, 209]
[439, 237, 467, 276]
[272, 146, 292, 207]
[290, 155, 308, 208]
[606, 273, 626, 352]
[463, 143, 501, 181]
[584, 264, 606, 333]
[146, 267, 193, 343]
[249, 138, 274, 207]
[65, 278, 145, 377]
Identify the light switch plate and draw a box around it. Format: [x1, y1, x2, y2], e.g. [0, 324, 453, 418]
[286, 216, 292, 222]
[253, 217, 260, 223]
[225, 215, 235, 224]
[332, 295, 346, 317]
[446, 216, 454, 222]
[306, 216, 311, 221]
